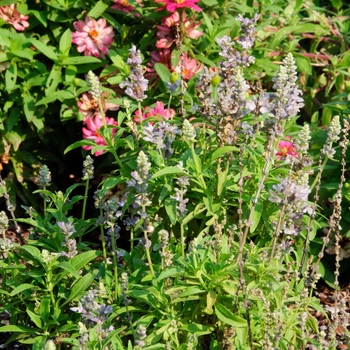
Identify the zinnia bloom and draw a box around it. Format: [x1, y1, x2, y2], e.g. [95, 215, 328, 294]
[155, 0, 202, 12]
[82, 116, 118, 156]
[111, 0, 143, 16]
[146, 49, 172, 80]
[173, 52, 203, 80]
[72, 16, 114, 57]
[276, 138, 298, 160]
[78, 93, 119, 120]
[0, 5, 29, 31]
[134, 101, 175, 123]
[156, 12, 202, 49]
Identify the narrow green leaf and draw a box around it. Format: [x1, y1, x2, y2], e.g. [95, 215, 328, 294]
[156, 267, 183, 281]
[10, 284, 37, 297]
[56, 261, 79, 279]
[151, 166, 187, 179]
[21, 245, 42, 261]
[31, 39, 57, 61]
[64, 139, 96, 154]
[70, 250, 101, 271]
[39, 296, 51, 323]
[5, 62, 17, 91]
[178, 287, 205, 297]
[26, 309, 42, 329]
[88, 1, 109, 18]
[59, 28, 72, 55]
[61, 272, 95, 306]
[154, 63, 171, 83]
[62, 56, 101, 65]
[0, 325, 39, 334]
[214, 303, 247, 327]
[36, 90, 74, 106]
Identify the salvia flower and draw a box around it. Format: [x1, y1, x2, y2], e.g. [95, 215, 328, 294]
[182, 119, 196, 142]
[38, 165, 51, 187]
[127, 151, 152, 193]
[82, 155, 94, 181]
[271, 53, 304, 120]
[120, 46, 149, 101]
[0, 211, 9, 230]
[269, 177, 312, 236]
[295, 124, 311, 153]
[0, 5, 29, 31]
[155, 0, 202, 12]
[86, 71, 102, 99]
[135, 325, 147, 347]
[72, 16, 114, 58]
[235, 14, 260, 49]
[58, 221, 78, 258]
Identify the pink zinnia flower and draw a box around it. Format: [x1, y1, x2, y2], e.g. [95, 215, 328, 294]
[78, 93, 119, 119]
[173, 52, 203, 80]
[72, 16, 114, 58]
[82, 116, 118, 156]
[276, 138, 298, 160]
[134, 101, 175, 123]
[111, 0, 143, 16]
[146, 49, 172, 80]
[155, 0, 202, 12]
[156, 12, 202, 49]
[0, 5, 29, 31]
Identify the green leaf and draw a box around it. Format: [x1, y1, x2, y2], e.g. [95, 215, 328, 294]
[178, 287, 206, 298]
[26, 309, 42, 329]
[61, 272, 96, 306]
[39, 296, 51, 323]
[36, 90, 74, 106]
[295, 54, 312, 75]
[88, 1, 109, 18]
[23, 95, 35, 122]
[69, 250, 102, 272]
[156, 267, 183, 281]
[62, 56, 101, 65]
[210, 146, 239, 164]
[21, 245, 42, 261]
[59, 28, 72, 55]
[0, 325, 39, 334]
[249, 199, 262, 233]
[5, 62, 17, 91]
[151, 166, 187, 179]
[31, 39, 58, 61]
[64, 139, 96, 154]
[45, 65, 62, 96]
[154, 63, 171, 83]
[214, 303, 247, 327]
[164, 197, 177, 225]
[56, 261, 79, 279]
[10, 284, 37, 297]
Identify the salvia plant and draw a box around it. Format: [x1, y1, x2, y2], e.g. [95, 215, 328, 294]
[0, 0, 350, 350]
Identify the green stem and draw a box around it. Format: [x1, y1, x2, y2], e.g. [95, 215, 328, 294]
[180, 221, 185, 258]
[310, 155, 329, 191]
[99, 207, 108, 277]
[144, 230, 155, 275]
[110, 226, 119, 299]
[79, 179, 90, 244]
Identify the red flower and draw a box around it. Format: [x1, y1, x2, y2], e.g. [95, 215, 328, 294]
[146, 49, 172, 80]
[134, 101, 175, 123]
[155, 0, 202, 12]
[111, 0, 143, 16]
[82, 116, 118, 156]
[276, 138, 298, 160]
[173, 52, 203, 80]
[156, 12, 202, 49]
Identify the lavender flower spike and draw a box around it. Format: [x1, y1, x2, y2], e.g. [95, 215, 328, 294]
[120, 45, 148, 101]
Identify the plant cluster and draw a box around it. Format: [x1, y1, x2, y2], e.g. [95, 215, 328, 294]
[0, 0, 350, 349]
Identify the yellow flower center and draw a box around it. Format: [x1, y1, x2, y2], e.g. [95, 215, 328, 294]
[89, 29, 99, 39]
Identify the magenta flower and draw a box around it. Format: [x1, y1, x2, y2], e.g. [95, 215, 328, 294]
[111, 0, 143, 16]
[155, 0, 202, 12]
[72, 16, 114, 58]
[82, 116, 118, 156]
[156, 12, 202, 49]
[173, 52, 203, 80]
[134, 101, 175, 123]
[146, 49, 172, 80]
[276, 138, 298, 160]
[0, 5, 29, 31]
